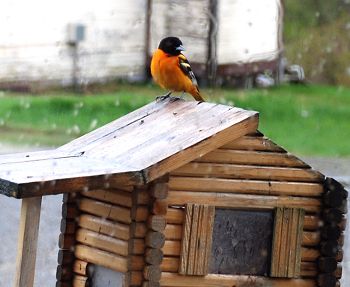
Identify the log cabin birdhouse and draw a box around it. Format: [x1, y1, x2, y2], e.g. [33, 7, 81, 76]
[0, 98, 347, 287]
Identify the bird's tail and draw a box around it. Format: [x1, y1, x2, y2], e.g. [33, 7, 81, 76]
[190, 86, 205, 102]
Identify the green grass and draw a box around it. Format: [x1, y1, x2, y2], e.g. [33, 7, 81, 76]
[0, 84, 349, 156]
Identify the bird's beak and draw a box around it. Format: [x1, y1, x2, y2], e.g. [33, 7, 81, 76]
[176, 45, 185, 51]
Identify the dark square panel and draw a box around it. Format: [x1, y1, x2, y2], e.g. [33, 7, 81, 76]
[209, 209, 273, 276]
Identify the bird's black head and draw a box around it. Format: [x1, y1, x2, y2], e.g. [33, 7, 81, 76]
[158, 37, 185, 56]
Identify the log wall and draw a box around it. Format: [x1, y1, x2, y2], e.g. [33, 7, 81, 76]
[71, 185, 137, 286]
[162, 133, 331, 286]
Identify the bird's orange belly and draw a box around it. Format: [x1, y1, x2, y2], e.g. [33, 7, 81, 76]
[151, 52, 192, 93]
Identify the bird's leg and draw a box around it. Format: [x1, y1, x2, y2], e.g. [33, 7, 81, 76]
[156, 91, 172, 102]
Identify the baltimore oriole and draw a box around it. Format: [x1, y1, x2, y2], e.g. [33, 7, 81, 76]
[151, 37, 204, 102]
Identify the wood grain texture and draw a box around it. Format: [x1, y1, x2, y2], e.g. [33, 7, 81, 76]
[179, 204, 215, 275]
[0, 100, 258, 197]
[73, 260, 90, 276]
[169, 176, 324, 197]
[81, 189, 132, 207]
[78, 198, 131, 224]
[222, 136, 286, 152]
[195, 149, 309, 167]
[14, 197, 42, 287]
[75, 228, 129, 256]
[72, 275, 89, 287]
[271, 208, 304, 278]
[75, 244, 128, 273]
[173, 163, 324, 183]
[167, 191, 321, 212]
[78, 214, 130, 241]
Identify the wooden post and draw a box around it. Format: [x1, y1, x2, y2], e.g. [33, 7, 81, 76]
[14, 196, 42, 287]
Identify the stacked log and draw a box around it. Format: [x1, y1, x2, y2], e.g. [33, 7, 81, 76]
[72, 187, 134, 286]
[126, 185, 150, 286]
[56, 193, 80, 287]
[317, 178, 347, 287]
[139, 175, 169, 287]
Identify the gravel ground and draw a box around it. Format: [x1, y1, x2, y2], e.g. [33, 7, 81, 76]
[0, 146, 349, 286]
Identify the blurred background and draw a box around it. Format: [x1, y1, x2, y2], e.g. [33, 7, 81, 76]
[0, 0, 349, 286]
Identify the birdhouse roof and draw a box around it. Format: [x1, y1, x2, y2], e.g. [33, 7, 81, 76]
[0, 98, 259, 198]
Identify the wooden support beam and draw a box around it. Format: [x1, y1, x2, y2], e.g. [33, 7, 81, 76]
[14, 197, 42, 287]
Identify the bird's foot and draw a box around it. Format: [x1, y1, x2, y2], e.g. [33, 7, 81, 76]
[169, 96, 182, 102]
[156, 91, 172, 102]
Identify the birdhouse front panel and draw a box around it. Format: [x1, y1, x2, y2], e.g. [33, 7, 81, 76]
[157, 132, 346, 287]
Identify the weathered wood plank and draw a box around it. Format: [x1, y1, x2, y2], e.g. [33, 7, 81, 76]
[2, 171, 140, 198]
[78, 198, 131, 224]
[0, 150, 74, 165]
[173, 163, 324, 183]
[163, 240, 182, 256]
[73, 260, 90, 276]
[75, 244, 128, 273]
[271, 208, 304, 278]
[78, 214, 130, 241]
[179, 204, 214, 275]
[76, 228, 129, 256]
[14, 197, 42, 287]
[161, 257, 180, 272]
[1, 101, 258, 197]
[167, 191, 321, 213]
[169, 176, 324, 197]
[164, 224, 182, 240]
[166, 208, 184, 224]
[81, 189, 132, 207]
[196, 149, 309, 168]
[144, 110, 259, 182]
[222, 136, 286, 152]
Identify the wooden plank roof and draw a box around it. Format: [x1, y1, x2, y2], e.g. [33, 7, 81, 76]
[0, 98, 259, 198]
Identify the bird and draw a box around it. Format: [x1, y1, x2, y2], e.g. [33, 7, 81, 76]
[150, 36, 204, 102]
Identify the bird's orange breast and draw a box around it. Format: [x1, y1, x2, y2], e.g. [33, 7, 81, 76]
[150, 49, 193, 93]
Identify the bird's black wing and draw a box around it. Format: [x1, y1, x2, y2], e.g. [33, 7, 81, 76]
[178, 54, 198, 87]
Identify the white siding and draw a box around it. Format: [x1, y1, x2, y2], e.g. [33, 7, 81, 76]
[0, 0, 147, 85]
[217, 0, 281, 64]
[0, 0, 282, 86]
[150, 0, 210, 63]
